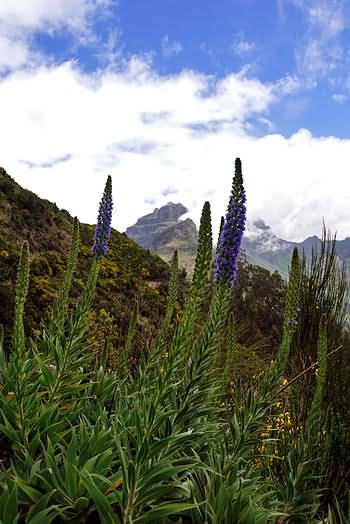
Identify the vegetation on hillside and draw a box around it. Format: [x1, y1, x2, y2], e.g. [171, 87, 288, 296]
[0, 159, 349, 522]
[0, 166, 286, 367]
[0, 167, 173, 362]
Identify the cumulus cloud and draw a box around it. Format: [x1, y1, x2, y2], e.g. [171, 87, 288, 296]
[1, 56, 350, 243]
[0, 0, 111, 34]
[0, 0, 113, 74]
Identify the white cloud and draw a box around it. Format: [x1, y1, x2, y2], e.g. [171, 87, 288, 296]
[1, 58, 350, 244]
[291, 0, 347, 80]
[307, 0, 345, 38]
[161, 35, 183, 58]
[296, 38, 343, 78]
[0, 35, 30, 70]
[0, 0, 111, 33]
[0, 0, 113, 74]
[275, 74, 307, 94]
[332, 93, 347, 104]
[232, 33, 256, 56]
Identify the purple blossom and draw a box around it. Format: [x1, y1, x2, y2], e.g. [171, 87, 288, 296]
[216, 158, 246, 286]
[92, 175, 113, 258]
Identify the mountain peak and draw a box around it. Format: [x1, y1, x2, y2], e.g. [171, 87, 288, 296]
[133, 202, 188, 227]
[253, 218, 270, 231]
[126, 202, 197, 272]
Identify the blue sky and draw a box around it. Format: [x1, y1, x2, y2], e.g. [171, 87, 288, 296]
[1, 0, 350, 242]
[27, 0, 350, 137]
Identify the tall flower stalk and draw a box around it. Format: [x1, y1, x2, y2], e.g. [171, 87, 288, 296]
[12, 241, 31, 448]
[216, 158, 246, 286]
[92, 175, 113, 258]
[73, 175, 113, 327]
[48, 217, 80, 339]
[174, 163, 246, 426]
[13, 241, 30, 354]
[182, 200, 213, 334]
[47, 176, 113, 405]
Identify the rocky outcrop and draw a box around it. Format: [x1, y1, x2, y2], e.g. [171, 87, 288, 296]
[126, 203, 198, 273]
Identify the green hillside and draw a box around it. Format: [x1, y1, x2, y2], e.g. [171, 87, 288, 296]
[0, 167, 173, 360]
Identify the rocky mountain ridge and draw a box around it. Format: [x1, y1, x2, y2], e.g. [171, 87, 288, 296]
[126, 203, 350, 280]
[126, 202, 198, 273]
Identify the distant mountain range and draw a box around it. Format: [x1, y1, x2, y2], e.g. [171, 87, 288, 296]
[126, 202, 350, 279]
[243, 219, 350, 279]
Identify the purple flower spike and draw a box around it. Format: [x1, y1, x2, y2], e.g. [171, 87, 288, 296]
[216, 158, 246, 286]
[92, 175, 113, 258]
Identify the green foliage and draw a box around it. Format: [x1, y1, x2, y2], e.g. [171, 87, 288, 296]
[230, 251, 287, 356]
[162, 249, 178, 331]
[273, 247, 300, 382]
[181, 200, 213, 335]
[0, 168, 172, 360]
[285, 228, 350, 508]
[0, 165, 348, 522]
[13, 241, 30, 351]
[49, 216, 80, 337]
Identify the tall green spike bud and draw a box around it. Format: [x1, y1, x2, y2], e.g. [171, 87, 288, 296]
[307, 314, 328, 437]
[61, 217, 80, 303]
[72, 258, 100, 329]
[168, 249, 178, 303]
[163, 250, 178, 329]
[180, 202, 213, 334]
[13, 241, 30, 353]
[192, 201, 213, 293]
[286, 247, 300, 331]
[164, 203, 213, 364]
[273, 247, 300, 380]
[118, 302, 139, 379]
[216, 215, 225, 255]
[51, 217, 80, 334]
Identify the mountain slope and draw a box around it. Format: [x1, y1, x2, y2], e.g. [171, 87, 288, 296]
[243, 219, 350, 280]
[242, 220, 296, 278]
[126, 202, 198, 274]
[0, 167, 172, 358]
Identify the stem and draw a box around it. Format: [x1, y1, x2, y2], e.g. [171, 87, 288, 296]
[272, 345, 343, 401]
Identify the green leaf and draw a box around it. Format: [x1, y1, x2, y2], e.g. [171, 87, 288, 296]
[27, 507, 59, 524]
[79, 470, 118, 524]
[134, 502, 195, 523]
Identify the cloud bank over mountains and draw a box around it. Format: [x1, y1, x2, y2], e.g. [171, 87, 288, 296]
[1, 0, 350, 242]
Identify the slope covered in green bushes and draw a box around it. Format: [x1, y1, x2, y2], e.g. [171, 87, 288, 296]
[0, 167, 173, 360]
